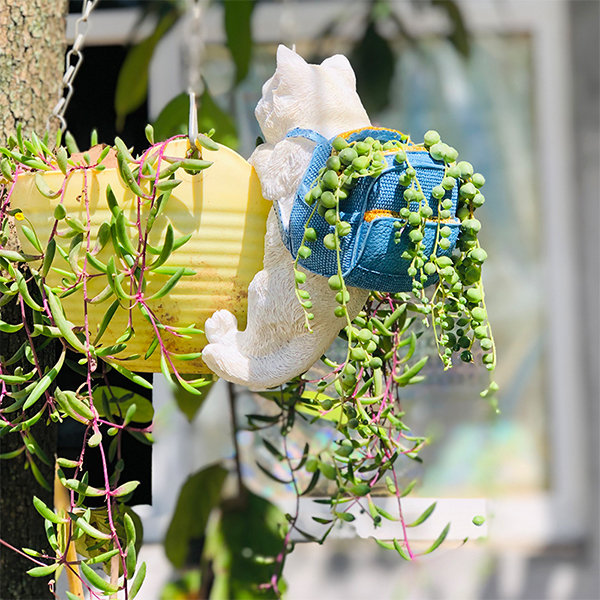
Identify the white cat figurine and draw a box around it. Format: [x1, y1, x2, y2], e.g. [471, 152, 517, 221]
[201, 46, 371, 390]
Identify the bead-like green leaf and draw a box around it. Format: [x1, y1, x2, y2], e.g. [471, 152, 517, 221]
[105, 361, 153, 390]
[148, 267, 185, 300]
[179, 158, 213, 172]
[114, 136, 135, 162]
[423, 522, 451, 554]
[41, 238, 56, 277]
[0, 446, 25, 460]
[112, 480, 140, 499]
[85, 252, 107, 274]
[54, 388, 94, 423]
[21, 224, 43, 253]
[56, 457, 80, 469]
[63, 479, 105, 497]
[0, 320, 23, 333]
[195, 132, 219, 152]
[374, 538, 395, 551]
[28, 457, 51, 491]
[392, 538, 412, 560]
[407, 501, 436, 527]
[44, 285, 87, 353]
[126, 540, 137, 577]
[129, 561, 146, 599]
[394, 356, 428, 385]
[86, 548, 120, 565]
[56, 146, 68, 174]
[33, 495, 67, 524]
[105, 184, 121, 219]
[26, 563, 59, 577]
[12, 266, 43, 311]
[71, 513, 112, 540]
[0, 249, 33, 262]
[124, 511, 136, 546]
[92, 299, 120, 345]
[44, 519, 58, 551]
[80, 561, 119, 594]
[23, 348, 65, 410]
[114, 211, 138, 256]
[116, 150, 145, 198]
[149, 223, 173, 270]
[154, 178, 181, 193]
[34, 172, 61, 199]
[64, 131, 79, 155]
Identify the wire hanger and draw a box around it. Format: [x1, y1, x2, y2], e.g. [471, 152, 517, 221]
[49, 0, 100, 133]
[185, 0, 206, 147]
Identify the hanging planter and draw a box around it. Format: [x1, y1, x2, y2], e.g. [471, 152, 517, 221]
[5, 134, 270, 374]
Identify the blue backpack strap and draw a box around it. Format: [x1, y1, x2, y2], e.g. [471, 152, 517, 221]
[272, 129, 329, 253]
[285, 127, 329, 145]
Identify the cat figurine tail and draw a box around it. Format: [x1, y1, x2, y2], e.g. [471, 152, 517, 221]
[202, 45, 371, 391]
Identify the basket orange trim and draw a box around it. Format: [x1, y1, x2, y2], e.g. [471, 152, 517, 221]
[340, 126, 407, 139]
[363, 209, 459, 224]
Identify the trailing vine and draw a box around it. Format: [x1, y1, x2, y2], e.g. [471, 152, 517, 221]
[0, 124, 215, 597]
[0, 124, 497, 599]
[246, 128, 498, 595]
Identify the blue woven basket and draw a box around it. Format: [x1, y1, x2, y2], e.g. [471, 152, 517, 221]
[275, 127, 460, 293]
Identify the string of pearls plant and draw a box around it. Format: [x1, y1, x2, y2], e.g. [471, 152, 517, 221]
[294, 129, 496, 379]
[249, 129, 498, 594]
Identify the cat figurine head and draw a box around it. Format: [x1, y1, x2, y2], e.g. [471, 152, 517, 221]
[255, 45, 370, 144]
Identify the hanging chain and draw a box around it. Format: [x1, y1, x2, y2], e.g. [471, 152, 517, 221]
[185, 0, 206, 98]
[48, 0, 100, 132]
[184, 0, 208, 145]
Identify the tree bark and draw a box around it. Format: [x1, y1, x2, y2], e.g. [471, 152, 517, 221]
[0, 2, 67, 599]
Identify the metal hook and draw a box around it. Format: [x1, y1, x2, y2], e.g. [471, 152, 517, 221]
[188, 90, 198, 147]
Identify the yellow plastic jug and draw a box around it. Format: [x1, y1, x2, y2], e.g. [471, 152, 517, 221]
[11, 139, 270, 373]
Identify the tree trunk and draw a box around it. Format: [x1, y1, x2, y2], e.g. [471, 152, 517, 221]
[0, 2, 67, 599]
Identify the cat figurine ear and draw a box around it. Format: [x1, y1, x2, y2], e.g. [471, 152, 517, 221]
[320, 54, 357, 85]
[202, 49, 371, 390]
[276, 43, 308, 70]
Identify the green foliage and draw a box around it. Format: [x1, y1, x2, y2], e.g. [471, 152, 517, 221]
[205, 489, 289, 599]
[244, 128, 497, 578]
[432, 0, 471, 57]
[93, 386, 154, 422]
[296, 131, 497, 378]
[153, 88, 238, 149]
[0, 124, 494, 598]
[161, 570, 202, 600]
[173, 378, 215, 422]
[351, 20, 396, 114]
[114, 10, 179, 128]
[165, 465, 228, 569]
[223, 0, 256, 84]
[114, 0, 259, 131]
